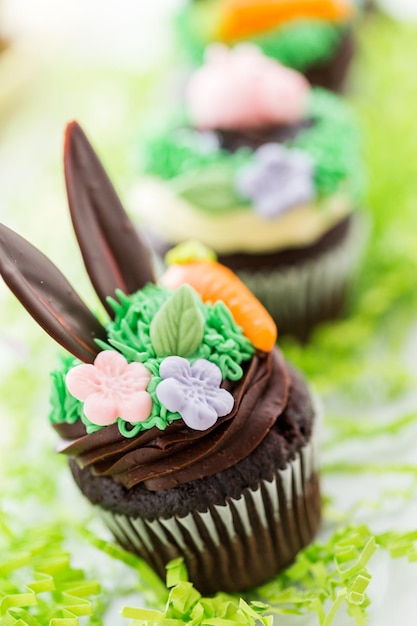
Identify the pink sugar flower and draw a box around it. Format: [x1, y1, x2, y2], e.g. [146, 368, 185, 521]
[66, 351, 152, 426]
[186, 43, 310, 130]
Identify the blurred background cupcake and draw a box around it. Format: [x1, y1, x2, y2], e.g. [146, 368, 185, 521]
[175, 0, 365, 91]
[132, 44, 366, 341]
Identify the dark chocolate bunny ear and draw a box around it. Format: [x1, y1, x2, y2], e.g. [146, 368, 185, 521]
[64, 122, 155, 317]
[0, 224, 107, 363]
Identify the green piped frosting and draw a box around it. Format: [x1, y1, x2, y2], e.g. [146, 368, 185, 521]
[176, 0, 351, 69]
[49, 284, 254, 435]
[250, 21, 348, 71]
[144, 128, 251, 183]
[50, 353, 83, 426]
[144, 88, 363, 213]
[290, 89, 364, 201]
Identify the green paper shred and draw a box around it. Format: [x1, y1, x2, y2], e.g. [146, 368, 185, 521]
[79, 528, 168, 607]
[120, 582, 273, 625]
[0, 522, 100, 626]
[112, 522, 417, 626]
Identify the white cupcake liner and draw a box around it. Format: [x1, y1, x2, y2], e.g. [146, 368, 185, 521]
[98, 419, 321, 594]
[235, 213, 369, 339]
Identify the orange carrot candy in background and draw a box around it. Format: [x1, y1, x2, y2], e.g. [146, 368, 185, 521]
[161, 242, 278, 353]
[218, 0, 355, 42]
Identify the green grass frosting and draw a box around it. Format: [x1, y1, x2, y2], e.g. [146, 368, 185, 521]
[49, 284, 254, 436]
[144, 88, 363, 213]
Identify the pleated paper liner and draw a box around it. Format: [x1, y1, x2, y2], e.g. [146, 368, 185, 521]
[98, 420, 321, 596]
[236, 212, 368, 341]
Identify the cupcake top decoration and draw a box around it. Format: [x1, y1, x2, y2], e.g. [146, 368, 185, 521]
[0, 122, 278, 441]
[186, 43, 310, 129]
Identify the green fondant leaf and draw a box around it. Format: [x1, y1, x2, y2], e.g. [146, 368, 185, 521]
[173, 166, 248, 214]
[150, 285, 205, 358]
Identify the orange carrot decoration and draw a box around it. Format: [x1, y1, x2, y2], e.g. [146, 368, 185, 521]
[218, 0, 354, 43]
[161, 260, 277, 353]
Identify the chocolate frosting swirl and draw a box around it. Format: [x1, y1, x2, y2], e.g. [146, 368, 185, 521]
[54, 348, 289, 491]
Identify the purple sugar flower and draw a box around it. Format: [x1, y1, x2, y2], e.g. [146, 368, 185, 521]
[236, 143, 316, 219]
[156, 356, 234, 431]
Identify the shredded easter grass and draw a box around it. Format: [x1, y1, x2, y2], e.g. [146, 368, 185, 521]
[0, 517, 101, 626]
[3, 13, 417, 626]
[78, 523, 417, 626]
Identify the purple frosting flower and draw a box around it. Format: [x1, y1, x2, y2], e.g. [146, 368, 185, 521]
[235, 143, 316, 219]
[155, 356, 234, 431]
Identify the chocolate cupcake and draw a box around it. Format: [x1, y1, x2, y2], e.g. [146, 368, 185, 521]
[176, 0, 364, 91]
[133, 45, 366, 341]
[0, 122, 321, 595]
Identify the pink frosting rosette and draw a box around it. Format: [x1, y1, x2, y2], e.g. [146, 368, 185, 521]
[186, 43, 310, 130]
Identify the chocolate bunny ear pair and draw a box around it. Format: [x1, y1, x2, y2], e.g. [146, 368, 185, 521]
[0, 122, 155, 363]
